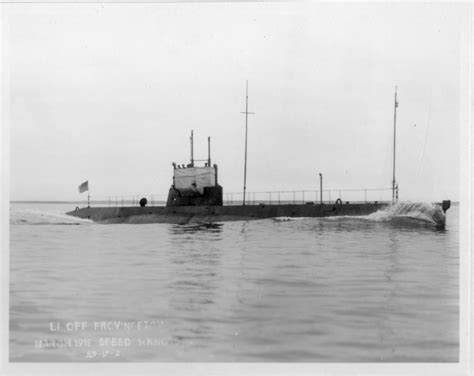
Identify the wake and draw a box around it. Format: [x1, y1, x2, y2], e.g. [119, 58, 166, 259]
[10, 208, 93, 225]
[296, 202, 447, 227]
[363, 202, 445, 226]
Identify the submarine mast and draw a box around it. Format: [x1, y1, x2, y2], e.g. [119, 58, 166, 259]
[392, 86, 399, 203]
[241, 80, 255, 206]
[190, 130, 194, 167]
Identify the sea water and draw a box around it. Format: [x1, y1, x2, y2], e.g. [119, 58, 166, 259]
[9, 202, 459, 362]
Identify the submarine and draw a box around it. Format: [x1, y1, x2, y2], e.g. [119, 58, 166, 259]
[66, 85, 451, 227]
[66, 130, 450, 226]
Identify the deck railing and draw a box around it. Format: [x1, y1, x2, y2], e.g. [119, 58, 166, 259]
[223, 188, 392, 206]
[80, 194, 169, 208]
[83, 188, 392, 208]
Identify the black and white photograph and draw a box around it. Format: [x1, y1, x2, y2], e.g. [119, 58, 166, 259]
[1, 0, 471, 375]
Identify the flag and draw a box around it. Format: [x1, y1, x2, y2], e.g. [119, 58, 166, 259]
[78, 180, 89, 193]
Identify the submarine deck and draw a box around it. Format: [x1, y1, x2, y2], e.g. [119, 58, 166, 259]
[66, 202, 388, 224]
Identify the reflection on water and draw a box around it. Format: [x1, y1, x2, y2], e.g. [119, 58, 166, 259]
[9, 203, 459, 362]
[385, 217, 448, 232]
[323, 215, 447, 233]
[168, 222, 224, 235]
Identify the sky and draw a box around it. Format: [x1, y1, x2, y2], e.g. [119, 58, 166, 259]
[2, 2, 469, 203]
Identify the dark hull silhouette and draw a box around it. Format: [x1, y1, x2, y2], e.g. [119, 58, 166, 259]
[67, 202, 388, 224]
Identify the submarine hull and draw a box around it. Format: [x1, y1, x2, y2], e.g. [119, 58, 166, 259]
[67, 202, 388, 224]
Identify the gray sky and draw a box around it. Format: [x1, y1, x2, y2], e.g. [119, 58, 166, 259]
[4, 2, 468, 202]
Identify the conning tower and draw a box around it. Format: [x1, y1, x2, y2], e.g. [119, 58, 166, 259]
[166, 131, 223, 206]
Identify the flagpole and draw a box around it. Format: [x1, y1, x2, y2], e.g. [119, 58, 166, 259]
[78, 180, 90, 207]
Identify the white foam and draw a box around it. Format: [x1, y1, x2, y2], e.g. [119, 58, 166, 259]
[273, 217, 307, 222]
[10, 208, 93, 225]
[364, 202, 445, 225]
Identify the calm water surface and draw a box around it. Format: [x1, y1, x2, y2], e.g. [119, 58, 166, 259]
[9, 203, 459, 362]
